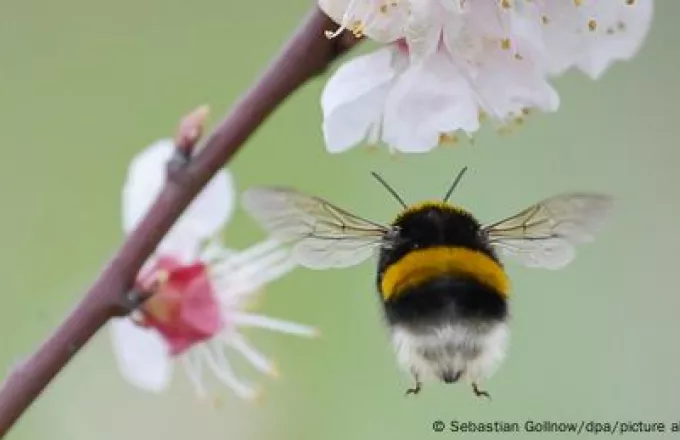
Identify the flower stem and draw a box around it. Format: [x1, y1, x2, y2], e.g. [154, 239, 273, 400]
[0, 8, 358, 436]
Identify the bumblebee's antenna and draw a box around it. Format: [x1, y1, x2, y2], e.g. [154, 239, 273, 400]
[443, 166, 469, 202]
[370, 172, 407, 209]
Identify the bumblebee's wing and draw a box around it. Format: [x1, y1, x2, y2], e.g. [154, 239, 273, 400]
[482, 193, 613, 269]
[242, 187, 390, 269]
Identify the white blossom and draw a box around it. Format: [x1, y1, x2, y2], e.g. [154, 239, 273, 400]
[320, 0, 653, 153]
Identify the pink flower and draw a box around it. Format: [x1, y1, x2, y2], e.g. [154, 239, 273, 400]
[109, 140, 316, 399]
[134, 257, 221, 356]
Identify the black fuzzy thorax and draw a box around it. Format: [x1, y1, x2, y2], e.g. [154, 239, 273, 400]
[376, 204, 508, 329]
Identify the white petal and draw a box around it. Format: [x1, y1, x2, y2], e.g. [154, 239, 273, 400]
[382, 52, 480, 152]
[575, 0, 654, 79]
[122, 139, 235, 253]
[109, 318, 172, 392]
[321, 48, 397, 152]
[404, 0, 443, 62]
[540, 0, 653, 78]
[317, 0, 351, 26]
[472, 48, 560, 119]
[318, 0, 409, 43]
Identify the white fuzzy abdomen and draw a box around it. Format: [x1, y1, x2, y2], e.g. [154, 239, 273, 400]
[391, 322, 509, 383]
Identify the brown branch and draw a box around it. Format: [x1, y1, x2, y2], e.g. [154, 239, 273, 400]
[0, 8, 359, 436]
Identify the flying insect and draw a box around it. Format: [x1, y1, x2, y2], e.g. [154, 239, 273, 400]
[242, 168, 612, 398]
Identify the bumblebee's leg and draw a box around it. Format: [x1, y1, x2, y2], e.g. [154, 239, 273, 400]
[471, 382, 491, 400]
[405, 372, 422, 396]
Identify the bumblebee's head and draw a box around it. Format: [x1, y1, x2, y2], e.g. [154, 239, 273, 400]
[387, 202, 490, 260]
[370, 168, 498, 270]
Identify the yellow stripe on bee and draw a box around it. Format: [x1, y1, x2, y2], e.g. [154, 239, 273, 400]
[380, 246, 510, 301]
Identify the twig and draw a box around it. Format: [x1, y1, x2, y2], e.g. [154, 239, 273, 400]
[0, 8, 359, 436]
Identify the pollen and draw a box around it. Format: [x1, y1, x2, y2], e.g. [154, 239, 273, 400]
[541, 15, 550, 25]
[497, 125, 513, 135]
[438, 133, 459, 146]
[500, 38, 511, 50]
[573, 0, 582, 6]
[588, 19, 598, 32]
[351, 20, 366, 38]
[500, 0, 512, 9]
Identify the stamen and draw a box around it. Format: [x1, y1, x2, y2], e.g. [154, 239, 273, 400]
[217, 239, 282, 267]
[228, 334, 278, 377]
[182, 353, 207, 398]
[325, 26, 347, 39]
[232, 312, 318, 337]
[214, 248, 291, 283]
[199, 344, 258, 400]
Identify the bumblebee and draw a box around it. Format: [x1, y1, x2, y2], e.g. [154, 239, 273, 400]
[242, 168, 612, 398]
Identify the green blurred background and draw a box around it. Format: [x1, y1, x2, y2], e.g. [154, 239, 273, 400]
[0, 1, 677, 439]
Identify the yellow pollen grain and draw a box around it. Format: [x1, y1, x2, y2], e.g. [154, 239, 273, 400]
[573, 0, 582, 6]
[497, 125, 513, 135]
[351, 20, 365, 38]
[365, 144, 379, 154]
[626, 0, 635, 5]
[500, 38, 511, 50]
[588, 19, 598, 32]
[438, 133, 459, 146]
[210, 396, 225, 409]
[501, 0, 512, 9]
